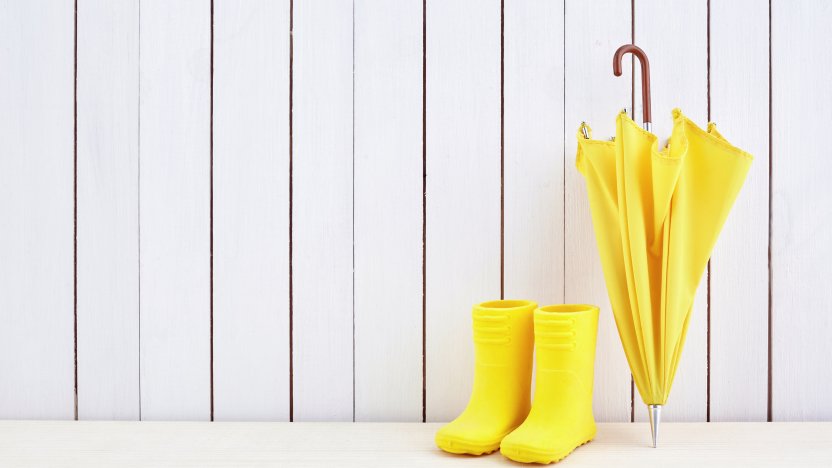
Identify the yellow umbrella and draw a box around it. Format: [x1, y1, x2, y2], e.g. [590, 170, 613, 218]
[576, 45, 752, 447]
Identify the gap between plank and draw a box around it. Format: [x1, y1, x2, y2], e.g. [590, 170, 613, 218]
[421, 0, 428, 424]
[351, 0, 356, 423]
[137, 0, 143, 422]
[209, 0, 215, 423]
[766, 0, 773, 423]
[288, 0, 295, 423]
[73, 0, 79, 422]
[499, 0, 505, 300]
[706, 0, 712, 423]
[630, 0, 636, 424]
[561, 0, 567, 307]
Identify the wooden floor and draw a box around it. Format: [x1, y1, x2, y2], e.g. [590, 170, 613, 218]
[0, 421, 829, 467]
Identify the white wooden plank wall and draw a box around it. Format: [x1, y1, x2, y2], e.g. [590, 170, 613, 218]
[291, 0, 354, 421]
[709, 0, 770, 422]
[76, 0, 140, 420]
[138, 0, 212, 420]
[771, 0, 832, 421]
[0, 0, 75, 420]
[353, 0, 424, 422]
[504, 1, 564, 307]
[212, 0, 291, 421]
[425, 0, 502, 422]
[564, 0, 634, 422]
[1, 0, 831, 423]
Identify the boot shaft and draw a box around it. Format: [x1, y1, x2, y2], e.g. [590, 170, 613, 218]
[534, 304, 599, 393]
[468, 300, 536, 411]
[471, 300, 535, 368]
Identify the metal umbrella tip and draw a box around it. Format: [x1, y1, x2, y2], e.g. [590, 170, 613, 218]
[648, 404, 662, 448]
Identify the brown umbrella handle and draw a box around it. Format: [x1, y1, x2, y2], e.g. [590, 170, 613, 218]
[613, 44, 651, 129]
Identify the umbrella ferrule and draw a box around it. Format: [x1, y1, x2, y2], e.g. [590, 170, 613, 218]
[643, 121, 652, 133]
[648, 404, 662, 448]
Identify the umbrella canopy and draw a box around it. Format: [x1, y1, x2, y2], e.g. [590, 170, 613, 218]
[576, 108, 752, 436]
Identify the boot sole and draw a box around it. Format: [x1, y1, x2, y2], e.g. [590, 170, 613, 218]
[500, 435, 594, 464]
[435, 435, 501, 456]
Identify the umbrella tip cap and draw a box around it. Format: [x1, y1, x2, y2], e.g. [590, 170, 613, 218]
[648, 404, 662, 448]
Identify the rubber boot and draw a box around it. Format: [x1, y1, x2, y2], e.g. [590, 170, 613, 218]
[500, 304, 599, 464]
[435, 299, 536, 455]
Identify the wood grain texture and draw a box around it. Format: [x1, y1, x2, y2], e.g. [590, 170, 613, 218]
[212, 0, 291, 422]
[1, 421, 831, 467]
[76, 0, 140, 420]
[0, 0, 75, 419]
[353, 0, 423, 421]
[292, 0, 354, 421]
[633, 0, 709, 423]
[2, 0, 831, 424]
[771, 0, 832, 421]
[425, 0, 502, 422]
[139, 0, 211, 420]
[564, 0, 634, 422]
[503, 0, 564, 305]
[708, 0, 769, 422]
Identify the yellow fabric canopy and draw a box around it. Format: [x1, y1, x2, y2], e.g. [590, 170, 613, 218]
[576, 109, 752, 406]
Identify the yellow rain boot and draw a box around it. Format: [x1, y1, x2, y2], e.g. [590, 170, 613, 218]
[435, 299, 536, 455]
[500, 304, 599, 464]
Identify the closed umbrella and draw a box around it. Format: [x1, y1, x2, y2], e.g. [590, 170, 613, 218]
[576, 45, 753, 447]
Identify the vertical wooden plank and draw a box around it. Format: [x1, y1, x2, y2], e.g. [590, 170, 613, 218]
[212, 0, 291, 421]
[292, 0, 354, 421]
[564, 0, 634, 422]
[139, 0, 211, 420]
[76, 0, 140, 420]
[425, 0, 502, 422]
[504, 1, 564, 304]
[772, 0, 832, 421]
[634, 0, 708, 422]
[0, 0, 75, 419]
[353, 0, 423, 421]
[708, 0, 769, 422]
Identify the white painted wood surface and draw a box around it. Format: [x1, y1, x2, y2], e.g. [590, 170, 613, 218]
[212, 0, 291, 422]
[0, 0, 75, 420]
[503, 0, 564, 306]
[292, 0, 355, 421]
[353, 0, 424, 422]
[771, 0, 832, 421]
[2, 0, 831, 424]
[633, 0, 709, 423]
[425, 0, 502, 422]
[564, 0, 635, 422]
[139, 0, 211, 420]
[1, 421, 831, 467]
[76, 0, 140, 420]
[708, 0, 769, 422]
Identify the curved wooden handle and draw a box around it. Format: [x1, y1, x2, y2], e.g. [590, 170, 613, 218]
[613, 44, 651, 125]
